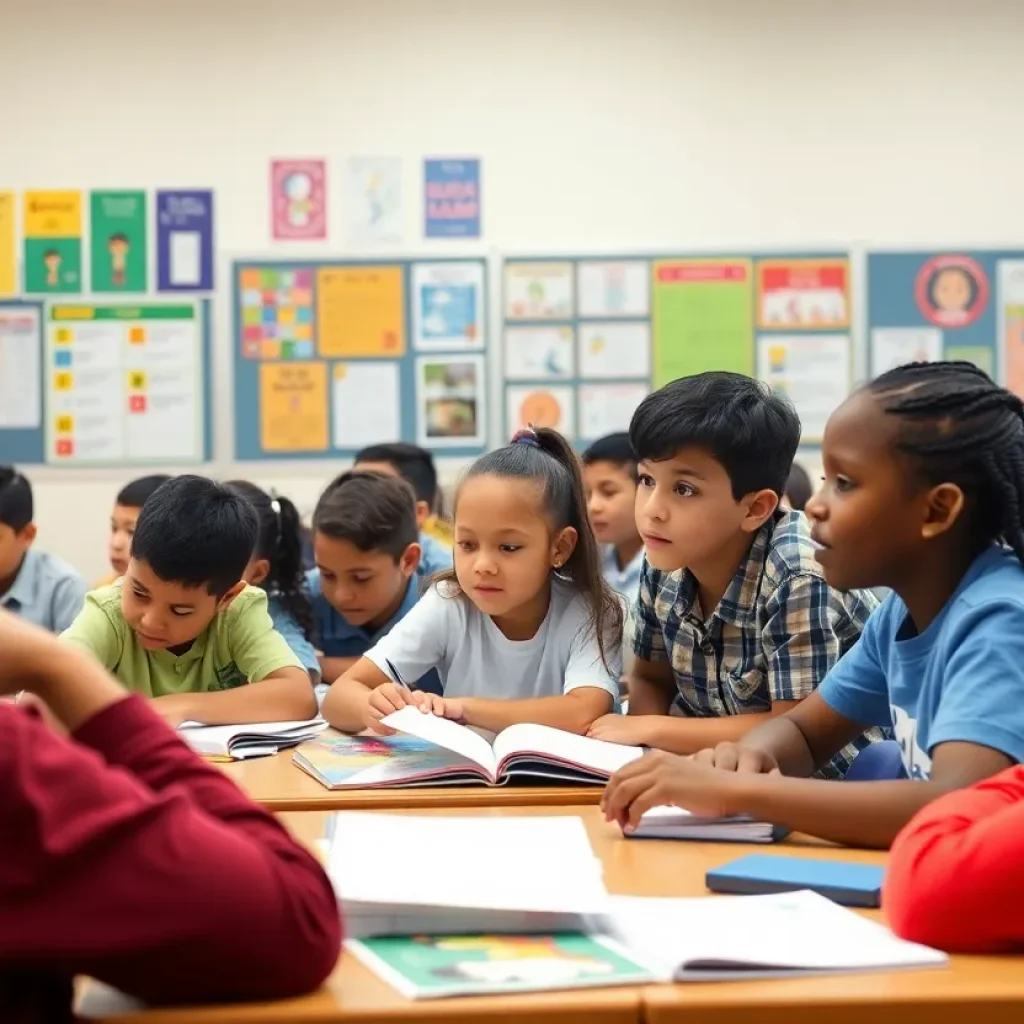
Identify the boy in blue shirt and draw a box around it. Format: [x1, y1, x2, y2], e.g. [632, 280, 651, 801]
[586, 373, 879, 777]
[0, 466, 85, 633]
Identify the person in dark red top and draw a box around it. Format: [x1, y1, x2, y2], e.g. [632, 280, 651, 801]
[0, 610, 341, 1024]
[885, 765, 1024, 953]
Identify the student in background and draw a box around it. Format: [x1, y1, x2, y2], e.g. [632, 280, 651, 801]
[603, 362, 1024, 850]
[585, 374, 878, 772]
[226, 481, 319, 683]
[323, 428, 622, 737]
[308, 471, 437, 687]
[581, 432, 644, 603]
[354, 442, 454, 572]
[782, 462, 813, 511]
[0, 610, 339, 1022]
[0, 466, 85, 634]
[104, 474, 172, 584]
[62, 475, 315, 726]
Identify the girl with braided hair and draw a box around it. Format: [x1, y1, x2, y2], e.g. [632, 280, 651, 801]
[603, 361, 1024, 853]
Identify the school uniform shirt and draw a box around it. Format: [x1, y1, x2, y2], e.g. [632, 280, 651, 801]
[600, 544, 645, 603]
[365, 578, 622, 701]
[0, 696, 340, 1023]
[418, 530, 454, 577]
[267, 593, 320, 683]
[885, 764, 1024, 953]
[0, 547, 86, 634]
[635, 508, 881, 778]
[818, 544, 1024, 780]
[60, 582, 304, 698]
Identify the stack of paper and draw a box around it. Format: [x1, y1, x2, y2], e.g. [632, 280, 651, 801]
[177, 716, 327, 758]
[325, 813, 610, 937]
[626, 805, 782, 843]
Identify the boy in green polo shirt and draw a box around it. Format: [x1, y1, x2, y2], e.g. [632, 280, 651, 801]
[62, 476, 316, 727]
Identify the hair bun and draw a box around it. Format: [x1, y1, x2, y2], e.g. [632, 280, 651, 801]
[511, 428, 542, 449]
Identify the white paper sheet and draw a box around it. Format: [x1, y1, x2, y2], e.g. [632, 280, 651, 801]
[578, 322, 651, 379]
[505, 262, 574, 320]
[578, 383, 648, 438]
[577, 260, 650, 318]
[506, 384, 575, 437]
[504, 325, 575, 379]
[870, 327, 942, 376]
[333, 361, 401, 449]
[0, 307, 41, 428]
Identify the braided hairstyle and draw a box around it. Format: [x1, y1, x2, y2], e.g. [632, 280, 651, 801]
[867, 361, 1024, 563]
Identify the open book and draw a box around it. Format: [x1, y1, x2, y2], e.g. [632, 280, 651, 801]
[626, 805, 785, 844]
[292, 705, 643, 789]
[177, 716, 327, 758]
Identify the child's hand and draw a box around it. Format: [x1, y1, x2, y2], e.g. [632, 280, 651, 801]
[691, 742, 781, 775]
[601, 750, 747, 832]
[410, 691, 467, 724]
[364, 683, 414, 735]
[586, 714, 652, 747]
[151, 693, 195, 729]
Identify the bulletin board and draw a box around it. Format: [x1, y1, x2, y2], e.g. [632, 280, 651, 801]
[501, 252, 852, 445]
[0, 298, 212, 466]
[232, 259, 489, 460]
[866, 250, 1024, 395]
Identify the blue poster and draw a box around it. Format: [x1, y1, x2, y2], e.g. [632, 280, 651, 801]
[156, 189, 214, 291]
[424, 158, 481, 238]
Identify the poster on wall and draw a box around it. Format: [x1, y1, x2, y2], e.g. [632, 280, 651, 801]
[271, 159, 327, 240]
[90, 190, 148, 293]
[23, 191, 82, 294]
[870, 327, 943, 376]
[756, 258, 849, 330]
[578, 322, 650, 379]
[344, 157, 403, 244]
[999, 260, 1024, 398]
[259, 362, 328, 452]
[578, 383, 647, 439]
[411, 261, 485, 350]
[316, 264, 404, 358]
[0, 305, 42, 429]
[424, 158, 480, 238]
[504, 326, 574, 379]
[914, 254, 988, 328]
[332, 361, 401, 449]
[577, 261, 650, 318]
[416, 354, 486, 447]
[504, 262, 574, 320]
[506, 384, 574, 438]
[0, 193, 15, 297]
[156, 190, 214, 291]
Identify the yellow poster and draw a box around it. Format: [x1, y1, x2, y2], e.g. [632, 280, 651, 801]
[23, 190, 82, 237]
[0, 192, 15, 296]
[259, 361, 328, 452]
[316, 265, 405, 358]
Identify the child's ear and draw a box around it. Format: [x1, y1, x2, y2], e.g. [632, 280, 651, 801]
[552, 526, 578, 570]
[17, 523, 37, 546]
[921, 483, 965, 539]
[399, 541, 422, 578]
[246, 557, 271, 588]
[216, 580, 247, 610]
[414, 500, 430, 529]
[740, 489, 780, 533]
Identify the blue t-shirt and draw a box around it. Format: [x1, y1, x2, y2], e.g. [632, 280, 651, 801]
[818, 545, 1024, 779]
[419, 532, 453, 578]
[267, 594, 320, 683]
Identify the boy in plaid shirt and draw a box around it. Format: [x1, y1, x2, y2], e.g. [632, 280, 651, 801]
[587, 372, 880, 777]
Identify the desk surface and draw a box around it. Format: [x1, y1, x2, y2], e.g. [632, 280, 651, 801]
[220, 749, 601, 811]
[79, 805, 1024, 1024]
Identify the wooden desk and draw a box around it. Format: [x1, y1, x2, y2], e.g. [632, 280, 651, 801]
[219, 750, 601, 812]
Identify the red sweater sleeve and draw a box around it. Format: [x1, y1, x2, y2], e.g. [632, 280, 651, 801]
[885, 764, 1024, 953]
[0, 696, 341, 1004]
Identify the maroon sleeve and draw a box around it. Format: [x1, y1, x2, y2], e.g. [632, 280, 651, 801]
[0, 697, 340, 1004]
[884, 764, 1024, 953]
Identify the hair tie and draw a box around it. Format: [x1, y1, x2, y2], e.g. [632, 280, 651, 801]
[512, 428, 542, 450]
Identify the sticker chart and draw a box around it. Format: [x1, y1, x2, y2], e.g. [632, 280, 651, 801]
[232, 259, 488, 459]
[502, 253, 851, 443]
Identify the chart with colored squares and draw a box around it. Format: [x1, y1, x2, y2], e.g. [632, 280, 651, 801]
[232, 258, 489, 460]
[501, 252, 852, 445]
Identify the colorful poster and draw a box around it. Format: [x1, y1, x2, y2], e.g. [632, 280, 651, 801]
[577, 383, 648, 439]
[343, 157, 403, 244]
[45, 303, 203, 463]
[239, 266, 315, 359]
[504, 262, 574, 320]
[756, 258, 850, 330]
[0, 192, 15, 296]
[412, 261, 485, 350]
[870, 327, 942, 376]
[424, 158, 480, 238]
[578, 322, 651, 379]
[90, 190, 147, 293]
[577, 260, 650, 318]
[416, 354, 486, 447]
[332, 361, 401, 450]
[258, 361, 328, 451]
[0, 306, 42, 428]
[23, 190, 82, 294]
[757, 334, 851, 441]
[271, 159, 327, 240]
[914, 254, 988, 328]
[652, 259, 754, 386]
[506, 384, 574, 438]
[504, 326, 574, 379]
[156, 189, 214, 291]
[945, 345, 995, 377]
[316, 265, 404, 358]
[999, 260, 1024, 396]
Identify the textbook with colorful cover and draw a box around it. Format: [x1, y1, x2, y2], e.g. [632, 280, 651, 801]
[292, 705, 643, 789]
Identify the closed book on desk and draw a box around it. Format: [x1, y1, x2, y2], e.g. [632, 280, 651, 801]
[293, 705, 642, 790]
[177, 716, 327, 759]
[624, 805, 784, 843]
[706, 854, 885, 907]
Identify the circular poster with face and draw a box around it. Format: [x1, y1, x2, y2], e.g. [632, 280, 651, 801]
[914, 254, 989, 328]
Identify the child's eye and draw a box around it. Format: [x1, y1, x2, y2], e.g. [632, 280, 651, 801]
[170, 607, 193, 617]
[835, 476, 855, 493]
[131, 588, 148, 601]
[499, 544, 521, 554]
[457, 541, 475, 552]
[674, 482, 696, 497]
[351, 574, 373, 584]
[637, 474, 654, 488]
[320, 571, 336, 582]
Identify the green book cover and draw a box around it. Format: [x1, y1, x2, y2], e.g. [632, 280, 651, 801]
[348, 933, 655, 1000]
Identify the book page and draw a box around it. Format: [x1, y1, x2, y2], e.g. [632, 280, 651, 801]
[382, 706, 498, 776]
[493, 723, 643, 776]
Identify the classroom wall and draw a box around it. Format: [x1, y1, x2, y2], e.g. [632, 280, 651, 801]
[8, 0, 1024, 582]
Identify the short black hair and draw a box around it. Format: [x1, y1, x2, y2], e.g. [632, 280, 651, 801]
[0, 466, 32, 532]
[354, 442, 438, 506]
[582, 432, 637, 479]
[785, 463, 813, 511]
[116, 474, 172, 510]
[312, 470, 418, 561]
[630, 372, 801, 499]
[131, 475, 258, 597]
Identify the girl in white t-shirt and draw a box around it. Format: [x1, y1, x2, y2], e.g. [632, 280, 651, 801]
[322, 427, 624, 736]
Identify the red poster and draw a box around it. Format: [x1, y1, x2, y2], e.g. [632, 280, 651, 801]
[756, 258, 850, 329]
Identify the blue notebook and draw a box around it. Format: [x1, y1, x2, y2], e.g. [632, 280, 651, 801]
[705, 854, 886, 908]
